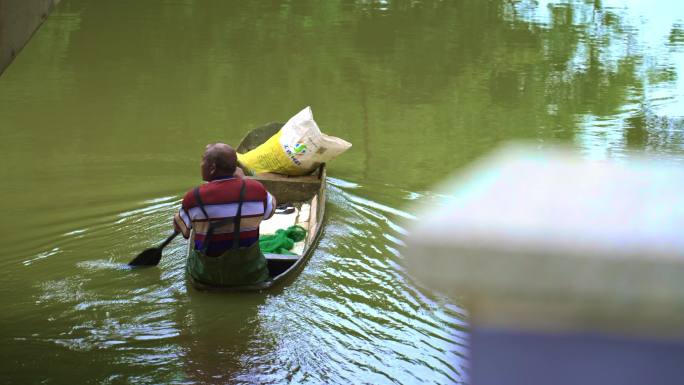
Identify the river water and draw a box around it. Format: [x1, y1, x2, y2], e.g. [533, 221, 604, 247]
[1, 1, 683, 384]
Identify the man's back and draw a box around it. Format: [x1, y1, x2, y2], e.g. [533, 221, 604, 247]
[175, 142, 276, 286]
[175, 176, 275, 256]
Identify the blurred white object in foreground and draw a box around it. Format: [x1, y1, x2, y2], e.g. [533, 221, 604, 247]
[403, 144, 684, 385]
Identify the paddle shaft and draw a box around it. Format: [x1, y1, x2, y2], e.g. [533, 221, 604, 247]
[128, 230, 180, 266]
[159, 231, 180, 249]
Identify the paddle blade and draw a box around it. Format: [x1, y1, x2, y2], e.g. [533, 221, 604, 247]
[128, 247, 162, 266]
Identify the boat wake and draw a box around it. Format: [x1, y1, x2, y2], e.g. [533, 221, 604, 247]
[226, 177, 469, 384]
[26, 178, 467, 384]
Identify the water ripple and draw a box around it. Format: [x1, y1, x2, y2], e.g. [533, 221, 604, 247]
[14, 178, 466, 384]
[222, 180, 467, 384]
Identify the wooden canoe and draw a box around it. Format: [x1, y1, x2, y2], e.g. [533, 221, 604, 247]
[188, 122, 326, 292]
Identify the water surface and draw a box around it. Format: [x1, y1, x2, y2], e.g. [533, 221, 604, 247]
[1, 0, 683, 383]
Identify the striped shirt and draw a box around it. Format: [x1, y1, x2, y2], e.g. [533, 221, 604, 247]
[174, 176, 275, 256]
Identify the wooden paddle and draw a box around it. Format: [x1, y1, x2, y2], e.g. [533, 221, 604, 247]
[128, 231, 179, 266]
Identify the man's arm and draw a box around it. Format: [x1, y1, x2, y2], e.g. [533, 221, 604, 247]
[173, 193, 193, 238]
[173, 210, 192, 238]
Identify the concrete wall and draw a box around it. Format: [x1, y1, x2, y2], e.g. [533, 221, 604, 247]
[0, 0, 61, 76]
[404, 145, 684, 385]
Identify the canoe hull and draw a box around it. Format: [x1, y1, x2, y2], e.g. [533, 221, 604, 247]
[188, 123, 326, 292]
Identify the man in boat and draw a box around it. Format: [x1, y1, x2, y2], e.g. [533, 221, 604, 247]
[173, 143, 276, 286]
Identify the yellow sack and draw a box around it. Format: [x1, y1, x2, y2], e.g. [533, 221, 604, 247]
[238, 107, 351, 175]
[237, 130, 294, 174]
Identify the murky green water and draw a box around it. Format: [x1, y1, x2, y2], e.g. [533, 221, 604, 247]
[1, 0, 683, 383]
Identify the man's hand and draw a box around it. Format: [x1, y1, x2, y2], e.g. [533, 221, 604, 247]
[173, 212, 190, 239]
[233, 167, 245, 178]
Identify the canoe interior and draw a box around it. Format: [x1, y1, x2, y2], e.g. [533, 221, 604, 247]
[189, 123, 326, 292]
[235, 122, 283, 153]
[265, 253, 300, 277]
[259, 200, 311, 275]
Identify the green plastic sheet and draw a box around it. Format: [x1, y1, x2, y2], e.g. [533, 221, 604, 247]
[259, 225, 307, 255]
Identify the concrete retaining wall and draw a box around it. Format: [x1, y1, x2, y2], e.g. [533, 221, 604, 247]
[0, 0, 61, 75]
[404, 144, 684, 385]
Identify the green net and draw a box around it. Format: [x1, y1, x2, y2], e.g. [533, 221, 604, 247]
[259, 225, 307, 255]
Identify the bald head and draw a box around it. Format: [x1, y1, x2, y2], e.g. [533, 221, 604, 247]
[201, 143, 237, 181]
